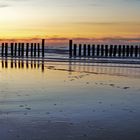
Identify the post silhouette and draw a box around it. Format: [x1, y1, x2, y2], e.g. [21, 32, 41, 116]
[2, 43, 4, 57]
[21, 43, 24, 57]
[42, 39, 45, 57]
[26, 43, 29, 57]
[34, 43, 36, 57]
[31, 43, 33, 57]
[92, 45, 95, 57]
[79, 44, 82, 57]
[18, 43, 21, 57]
[83, 44, 86, 57]
[69, 40, 73, 57]
[15, 43, 17, 57]
[73, 44, 77, 57]
[11, 43, 14, 57]
[5, 43, 8, 57]
[105, 45, 108, 57]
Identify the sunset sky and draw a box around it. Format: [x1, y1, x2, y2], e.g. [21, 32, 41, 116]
[0, 0, 140, 41]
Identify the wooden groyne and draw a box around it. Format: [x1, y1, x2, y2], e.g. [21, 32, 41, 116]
[0, 39, 45, 58]
[69, 40, 140, 58]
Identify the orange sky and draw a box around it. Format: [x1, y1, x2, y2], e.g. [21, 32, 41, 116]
[0, 0, 140, 42]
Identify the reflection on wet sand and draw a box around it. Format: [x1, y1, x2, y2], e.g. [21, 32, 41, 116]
[68, 62, 140, 78]
[1, 59, 45, 72]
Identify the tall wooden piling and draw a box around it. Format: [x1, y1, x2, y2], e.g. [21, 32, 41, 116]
[38, 43, 40, 57]
[26, 43, 29, 57]
[31, 43, 33, 57]
[79, 44, 82, 56]
[42, 39, 45, 57]
[2, 43, 4, 57]
[105, 45, 108, 57]
[118, 45, 122, 57]
[88, 45, 91, 57]
[135, 45, 138, 58]
[5, 43, 8, 57]
[15, 43, 17, 57]
[113, 45, 117, 57]
[11, 43, 14, 57]
[83, 44, 87, 57]
[101, 45, 104, 57]
[73, 44, 77, 57]
[34, 43, 36, 57]
[21, 43, 24, 57]
[92, 45, 95, 57]
[126, 45, 130, 57]
[97, 45, 100, 57]
[69, 40, 73, 57]
[18, 43, 21, 57]
[122, 45, 126, 57]
[130, 45, 134, 57]
[110, 45, 113, 57]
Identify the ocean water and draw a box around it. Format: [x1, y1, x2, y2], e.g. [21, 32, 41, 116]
[0, 59, 140, 139]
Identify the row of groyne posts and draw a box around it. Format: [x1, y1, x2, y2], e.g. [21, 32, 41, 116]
[0, 39, 45, 58]
[69, 40, 140, 58]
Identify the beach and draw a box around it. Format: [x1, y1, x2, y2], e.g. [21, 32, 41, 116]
[0, 59, 140, 140]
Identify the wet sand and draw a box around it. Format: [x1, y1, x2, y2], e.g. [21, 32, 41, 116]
[0, 59, 140, 140]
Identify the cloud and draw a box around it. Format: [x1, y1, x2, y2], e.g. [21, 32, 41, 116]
[0, 4, 9, 8]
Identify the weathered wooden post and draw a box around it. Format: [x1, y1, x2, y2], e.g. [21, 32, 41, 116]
[69, 40, 73, 57]
[21, 43, 24, 57]
[34, 43, 36, 57]
[130, 45, 134, 57]
[18, 43, 21, 57]
[83, 44, 87, 57]
[5, 43, 8, 57]
[135, 45, 138, 58]
[79, 44, 82, 57]
[11, 43, 14, 57]
[88, 44, 91, 57]
[31, 43, 33, 57]
[38, 43, 40, 57]
[2, 43, 4, 57]
[97, 45, 100, 57]
[105, 45, 108, 57]
[118, 45, 122, 57]
[126, 45, 129, 57]
[113, 45, 117, 57]
[110, 45, 113, 57]
[15, 43, 17, 57]
[42, 39, 45, 57]
[73, 44, 77, 57]
[122, 45, 126, 57]
[101, 45, 104, 57]
[26, 43, 29, 57]
[92, 45, 95, 57]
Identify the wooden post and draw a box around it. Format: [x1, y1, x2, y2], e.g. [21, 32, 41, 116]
[88, 44, 91, 57]
[83, 44, 86, 57]
[113, 45, 117, 57]
[97, 45, 100, 57]
[78, 44, 81, 57]
[92, 45, 95, 57]
[122, 45, 125, 57]
[130, 45, 134, 57]
[11, 43, 14, 57]
[73, 44, 77, 57]
[110, 45, 113, 57]
[26, 43, 29, 57]
[21, 43, 24, 57]
[69, 40, 73, 57]
[42, 39, 45, 57]
[2, 43, 4, 57]
[18, 43, 21, 57]
[5, 43, 8, 57]
[101, 45, 104, 57]
[135, 45, 138, 58]
[31, 43, 33, 57]
[34, 43, 36, 57]
[126, 45, 129, 57]
[105, 45, 108, 57]
[118, 45, 122, 57]
[15, 43, 17, 57]
[38, 43, 40, 57]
